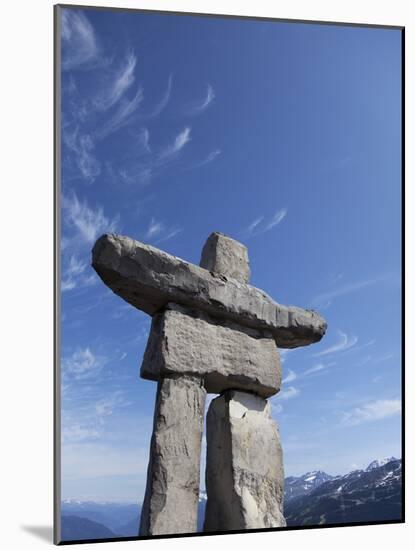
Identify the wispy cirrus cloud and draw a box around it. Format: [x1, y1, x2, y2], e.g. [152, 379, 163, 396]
[155, 228, 183, 245]
[62, 347, 105, 381]
[94, 391, 131, 420]
[106, 160, 152, 187]
[105, 126, 192, 187]
[62, 126, 101, 182]
[342, 399, 401, 427]
[303, 362, 335, 376]
[266, 209, 288, 230]
[144, 218, 164, 239]
[62, 389, 131, 444]
[61, 254, 94, 292]
[282, 369, 297, 384]
[136, 127, 151, 153]
[143, 217, 183, 244]
[158, 127, 191, 162]
[313, 330, 358, 358]
[62, 424, 101, 443]
[243, 208, 287, 237]
[61, 10, 99, 70]
[96, 86, 144, 139]
[246, 216, 264, 235]
[185, 83, 215, 115]
[62, 192, 118, 244]
[311, 277, 382, 309]
[191, 149, 221, 169]
[277, 386, 300, 400]
[147, 74, 173, 118]
[94, 52, 137, 111]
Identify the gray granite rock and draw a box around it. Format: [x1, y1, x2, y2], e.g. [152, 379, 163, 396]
[92, 233, 327, 348]
[204, 390, 286, 531]
[200, 232, 251, 283]
[139, 375, 206, 536]
[141, 303, 281, 398]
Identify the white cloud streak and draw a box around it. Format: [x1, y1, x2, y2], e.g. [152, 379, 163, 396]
[265, 208, 287, 230]
[62, 192, 118, 244]
[61, 255, 87, 292]
[61, 10, 99, 70]
[143, 217, 183, 244]
[313, 330, 358, 357]
[312, 277, 383, 309]
[303, 362, 335, 376]
[246, 216, 264, 235]
[94, 392, 130, 420]
[243, 208, 287, 237]
[62, 424, 100, 443]
[148, 74, 173, 117]
[96, 86, 144, 139]
[342, 399, 401, 427]
[282, 369, 297, 384]
[105, 126, 192, 187]
[158, 127, 191, 161]
[186, 84, 215, 115]
[94, 52, 137, 111]
[145, 218, 164, 239]
[62, 348, 104, 381]
[61, 390, 131, 445]
[192, 149, 221, 168]
[277, 386, 300, 400]
[136, 127, 151, 153]
[154, 227, 183, 244]
[62, 126, 101, 182]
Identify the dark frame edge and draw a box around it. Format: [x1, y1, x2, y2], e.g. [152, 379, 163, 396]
[53, 3, 62, 546]
[401, 26, 405, 524]
[55, 2, 404, 30]
[56, 519, 405, 546]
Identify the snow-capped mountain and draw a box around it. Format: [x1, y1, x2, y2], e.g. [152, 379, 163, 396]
[366, 457, 397, 472]
[285, 470, 335, 503]
[285, 458, 402, 526]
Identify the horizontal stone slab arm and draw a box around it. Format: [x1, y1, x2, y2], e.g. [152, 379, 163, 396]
[91, 233, 327, 348]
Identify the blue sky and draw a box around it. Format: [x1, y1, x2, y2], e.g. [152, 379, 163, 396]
[59, 7, 402, 504]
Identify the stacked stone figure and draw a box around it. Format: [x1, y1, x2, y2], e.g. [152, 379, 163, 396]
[92, 231, 327, 536]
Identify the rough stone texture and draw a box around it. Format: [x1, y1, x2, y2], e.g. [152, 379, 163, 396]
[204, 390, 286, 531]
[139, 375, 206, 536]
[141, 303, 281, 398]
[200, 232, 251, 283]
[92, 233, 327, 348]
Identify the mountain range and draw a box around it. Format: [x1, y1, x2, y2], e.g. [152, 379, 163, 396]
[60, 457, 402, 540]
[284, 457, 402, 526]
[60, 500, 141, 540]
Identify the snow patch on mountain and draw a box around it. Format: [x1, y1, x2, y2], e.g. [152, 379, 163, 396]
[366, 457, 397, 471]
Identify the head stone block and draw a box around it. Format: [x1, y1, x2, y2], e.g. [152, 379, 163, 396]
[200, 232, 251, 283]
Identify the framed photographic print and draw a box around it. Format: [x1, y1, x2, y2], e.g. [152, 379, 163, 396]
[54, 3, 404, 545]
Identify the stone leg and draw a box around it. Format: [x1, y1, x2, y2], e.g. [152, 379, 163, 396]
[139, 375, 206, 535]
[204, 390, 286, 531]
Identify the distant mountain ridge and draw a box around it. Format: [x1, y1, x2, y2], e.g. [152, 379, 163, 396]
[284, 457, 402, 526]
[60, 457, 402, 540]
[285, 470, 336, 503]
[366, 456, 397, 472]
[61, 515, 116, 541]
[61, 501, 141, 539]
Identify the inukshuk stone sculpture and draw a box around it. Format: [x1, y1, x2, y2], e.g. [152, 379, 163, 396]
[91, 231, 327, 536]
